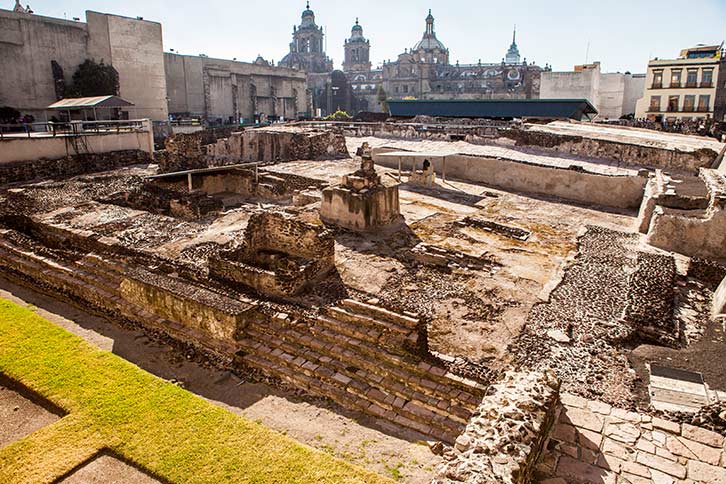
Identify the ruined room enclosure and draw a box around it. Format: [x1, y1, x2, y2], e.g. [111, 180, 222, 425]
[0, 124, 725, 483]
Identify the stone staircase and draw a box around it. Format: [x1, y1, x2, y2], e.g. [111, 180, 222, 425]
[237, 299, 487, 443]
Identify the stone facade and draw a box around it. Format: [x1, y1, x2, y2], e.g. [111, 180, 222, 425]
[320, 143, 402, 231]
[209, 211, 335, 297]
[432, 371, 561, 484]
[277, 6, 547, 116]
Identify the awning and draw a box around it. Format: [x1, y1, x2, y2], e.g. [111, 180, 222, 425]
[47, 95, 135, 110]
[387, 99, 598, 121]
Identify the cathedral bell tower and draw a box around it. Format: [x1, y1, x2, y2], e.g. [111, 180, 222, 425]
[343, 18, 371, 73]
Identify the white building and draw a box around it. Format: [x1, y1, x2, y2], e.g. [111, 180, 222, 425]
[540, 62, 645, 120]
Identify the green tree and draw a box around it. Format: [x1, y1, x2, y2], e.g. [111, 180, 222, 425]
[0, 106, 20, 124]
[70, 59, 120, 97]
[376, 85, 388, 112]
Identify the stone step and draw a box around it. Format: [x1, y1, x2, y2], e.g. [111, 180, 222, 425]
[338, 299, 419, 330]
[244, 324, 474, 426]
[238, 337, 460, 442]
[325, 306, 419, 348]
[255, 316, 483, 406]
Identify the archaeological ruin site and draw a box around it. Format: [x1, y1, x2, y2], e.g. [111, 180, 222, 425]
[1, 117, 726, 484]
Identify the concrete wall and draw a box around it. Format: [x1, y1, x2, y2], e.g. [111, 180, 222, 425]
[87, 12, 168, 121]
[0, 9, 168, 121]
[164, 53, 308, 122]
[0, 9, 88, 118]
[540, 64, 645, 120]
[374, 152, 647, 210]
[0, 127, 153, 164]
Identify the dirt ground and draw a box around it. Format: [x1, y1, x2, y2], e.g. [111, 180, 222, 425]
[59, 454, 161, 484]
[0, 276, 441, 483]
[0, 384, 60, 449]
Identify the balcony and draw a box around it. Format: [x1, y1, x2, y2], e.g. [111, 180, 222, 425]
[666, 106, 680, 113]
[648, 106, 662, 112]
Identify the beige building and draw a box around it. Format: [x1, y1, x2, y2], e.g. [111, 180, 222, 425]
[0, 8, 168, 121]
[635, 45, 724, 122]
[540, 62, 645, 120]
[164, 54, 308, 124]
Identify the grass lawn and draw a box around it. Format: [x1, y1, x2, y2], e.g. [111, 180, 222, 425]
[0, 298, 392, 484]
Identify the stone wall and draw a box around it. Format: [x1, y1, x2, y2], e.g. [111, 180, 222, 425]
[210, 211, 335, 297]
[158, 127, 348, 173]
[104, 182, 223, 220]
[320, 184, 401, 231]
[374, 151, 648, 210]
[0, 150, 151, 185]
[333, 121, 720, 173]
[120, 269, 257, 355]
[646, 169, 726, 260]
[432, 371, 560, 484]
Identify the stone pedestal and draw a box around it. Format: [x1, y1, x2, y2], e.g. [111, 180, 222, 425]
[320, 143, 402, 231]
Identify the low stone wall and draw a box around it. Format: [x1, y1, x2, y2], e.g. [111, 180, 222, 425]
[646, 169, 726, 260]
[374, 152, 648, 210]
[336, 121, 719, 172]
[0, 150, 152, 185]
[432, 370, 560, 484]
[104, 182, 223, 220]
[120, 269, 258, 354]
[210, 211, 335, 297]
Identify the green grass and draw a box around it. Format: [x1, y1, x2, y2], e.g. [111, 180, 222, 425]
[0, 298, 392, 484]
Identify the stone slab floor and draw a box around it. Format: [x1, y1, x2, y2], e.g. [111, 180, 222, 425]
[538, 393, 726, 484]
[0, 385, 59, 448]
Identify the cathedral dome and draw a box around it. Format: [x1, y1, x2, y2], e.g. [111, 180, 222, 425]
[412, 10, 446, 53]
[301, 1, 316, 28]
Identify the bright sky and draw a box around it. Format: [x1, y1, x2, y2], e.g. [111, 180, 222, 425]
[15, 0, 726, 74]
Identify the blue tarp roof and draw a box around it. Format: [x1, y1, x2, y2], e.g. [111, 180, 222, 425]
[387, 99, 598, 121]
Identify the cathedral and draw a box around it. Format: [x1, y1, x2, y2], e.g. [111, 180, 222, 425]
[278, 4, 548, 115]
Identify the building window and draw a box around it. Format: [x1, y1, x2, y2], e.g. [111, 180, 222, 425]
[701, 69, 713, 88]
[697, 94, 711, 112]
[652, 70, 663, 89]
[649, 96, 661, 112]
[670, 70, 682, 88]
[683, 95, 696, 112]
[686, 70, 698, 87]
[403, 85, 409, 93]
[667, 95, 679, 112]
[394, 86, 399, 94]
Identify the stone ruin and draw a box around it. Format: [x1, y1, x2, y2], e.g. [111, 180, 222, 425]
[209, 211, 335, 297]
[320, 142, 402, 231]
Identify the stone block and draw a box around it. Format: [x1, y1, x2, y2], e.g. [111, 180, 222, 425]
[636, 452, 687, 479]
[666, 436, 722, 466]
[652, 417, 680, 435]
[681, 423, 725, 448]
[686, 460, 726, 484]
[555, 456, 617, 484]
[563, 408, 604, 433]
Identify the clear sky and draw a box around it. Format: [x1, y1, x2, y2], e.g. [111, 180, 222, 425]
[13, 0, 726, 73]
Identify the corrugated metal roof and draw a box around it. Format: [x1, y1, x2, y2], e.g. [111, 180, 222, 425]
[47, 95, 135, 109]
[387, 99, 598, 121]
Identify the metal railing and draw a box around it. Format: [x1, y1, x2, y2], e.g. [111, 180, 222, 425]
[0, 119, 148, 140]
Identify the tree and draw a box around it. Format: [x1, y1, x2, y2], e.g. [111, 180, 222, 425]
[70, 59, 119, 97]
[0, 106, 20, 124]
[376, 85, 388, 113]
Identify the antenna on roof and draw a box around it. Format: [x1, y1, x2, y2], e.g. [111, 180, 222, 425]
[585, 41, 591, 64]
